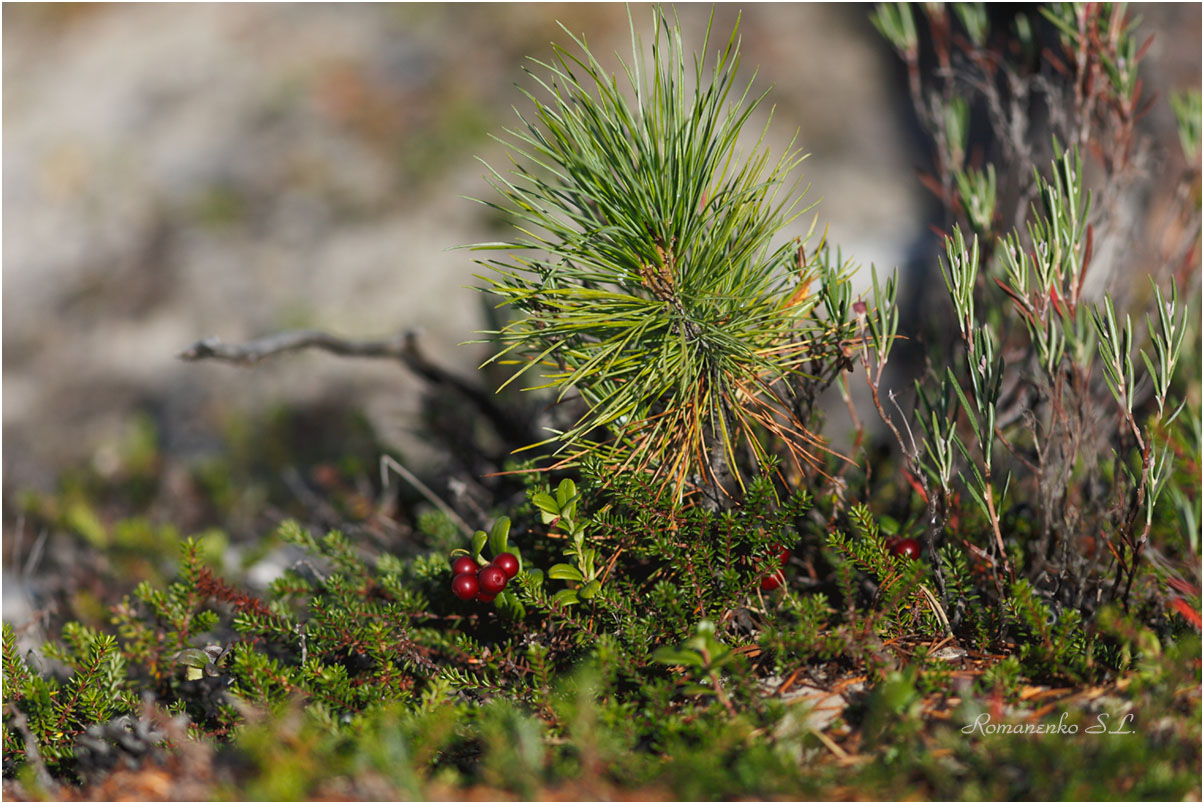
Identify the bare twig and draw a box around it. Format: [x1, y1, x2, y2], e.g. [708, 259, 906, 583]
[178, 328, 535, 447]
[887, 389, 920, 460]
[380, 454, 473, 538]
[810, 726, 852, 763]
[919, 583, 952, 637]
[178, 329, 411, 364]
[837, 374, 864, 449]
[295, 623, 308, 666]
[979, 460, 1014, 583]
[859, 351, 912, 466]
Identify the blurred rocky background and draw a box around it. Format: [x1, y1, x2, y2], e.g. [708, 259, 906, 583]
[3, 3, 1198, 537]
[3, 3, 929, 492]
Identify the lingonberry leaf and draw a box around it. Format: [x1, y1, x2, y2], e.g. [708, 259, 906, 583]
[531, 492, 560, 523]
[488, 516, 511, 558]
[651, 647, 705, 669]
[551, 588, 580, 607]
[470, 530, 488, 559]
[548, 564, 584, 582]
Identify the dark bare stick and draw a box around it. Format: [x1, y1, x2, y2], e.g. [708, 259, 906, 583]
[178, 329, 535, 447]
[177, 329, 413, 364]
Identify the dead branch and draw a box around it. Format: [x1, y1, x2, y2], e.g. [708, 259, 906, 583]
[177, 329, 535, 448]
[178, 329, 411, 364]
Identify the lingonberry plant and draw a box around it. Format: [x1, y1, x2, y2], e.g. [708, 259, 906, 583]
[448, 516, 537, 615]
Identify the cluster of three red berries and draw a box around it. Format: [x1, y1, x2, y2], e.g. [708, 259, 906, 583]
[451, 553, 519, 603]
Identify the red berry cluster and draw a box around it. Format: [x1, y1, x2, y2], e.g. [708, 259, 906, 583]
[886, 537, 921, 560]
[451, 553, 520, 603]
[760, 544, 791, 591]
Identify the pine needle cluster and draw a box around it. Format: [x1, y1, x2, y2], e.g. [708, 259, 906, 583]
[472, 9, 838, 501]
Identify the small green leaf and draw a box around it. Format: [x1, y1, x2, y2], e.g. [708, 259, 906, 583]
[582, 547, 597, 578]
[488, 517, 511, 557]
[532, 492, 560, 523]
[548, 564, 584, 582]
[471, 530, 488, 559]
[552, 589, 579, 607]
[555, 478, 576, 508]
[579, 580, 601, 600]
[652, 647, 704, 668]
[555, 478, 578, 518]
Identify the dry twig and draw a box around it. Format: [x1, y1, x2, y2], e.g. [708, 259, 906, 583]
[178, 328, 533, 447]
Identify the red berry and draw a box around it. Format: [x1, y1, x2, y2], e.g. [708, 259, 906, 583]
[890, 538, 921, 560]
[493, 552, 520, 579]
[761, 571, 784, 591]
[478, 565, 508, 595]
[477, 592, 497, 603]
[451, 573, 479, 601]
[451, 556, 478, 577]
[775, 544, 791, 567]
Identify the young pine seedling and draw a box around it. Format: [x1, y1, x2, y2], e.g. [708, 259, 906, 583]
[470, 9, 860, 503]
